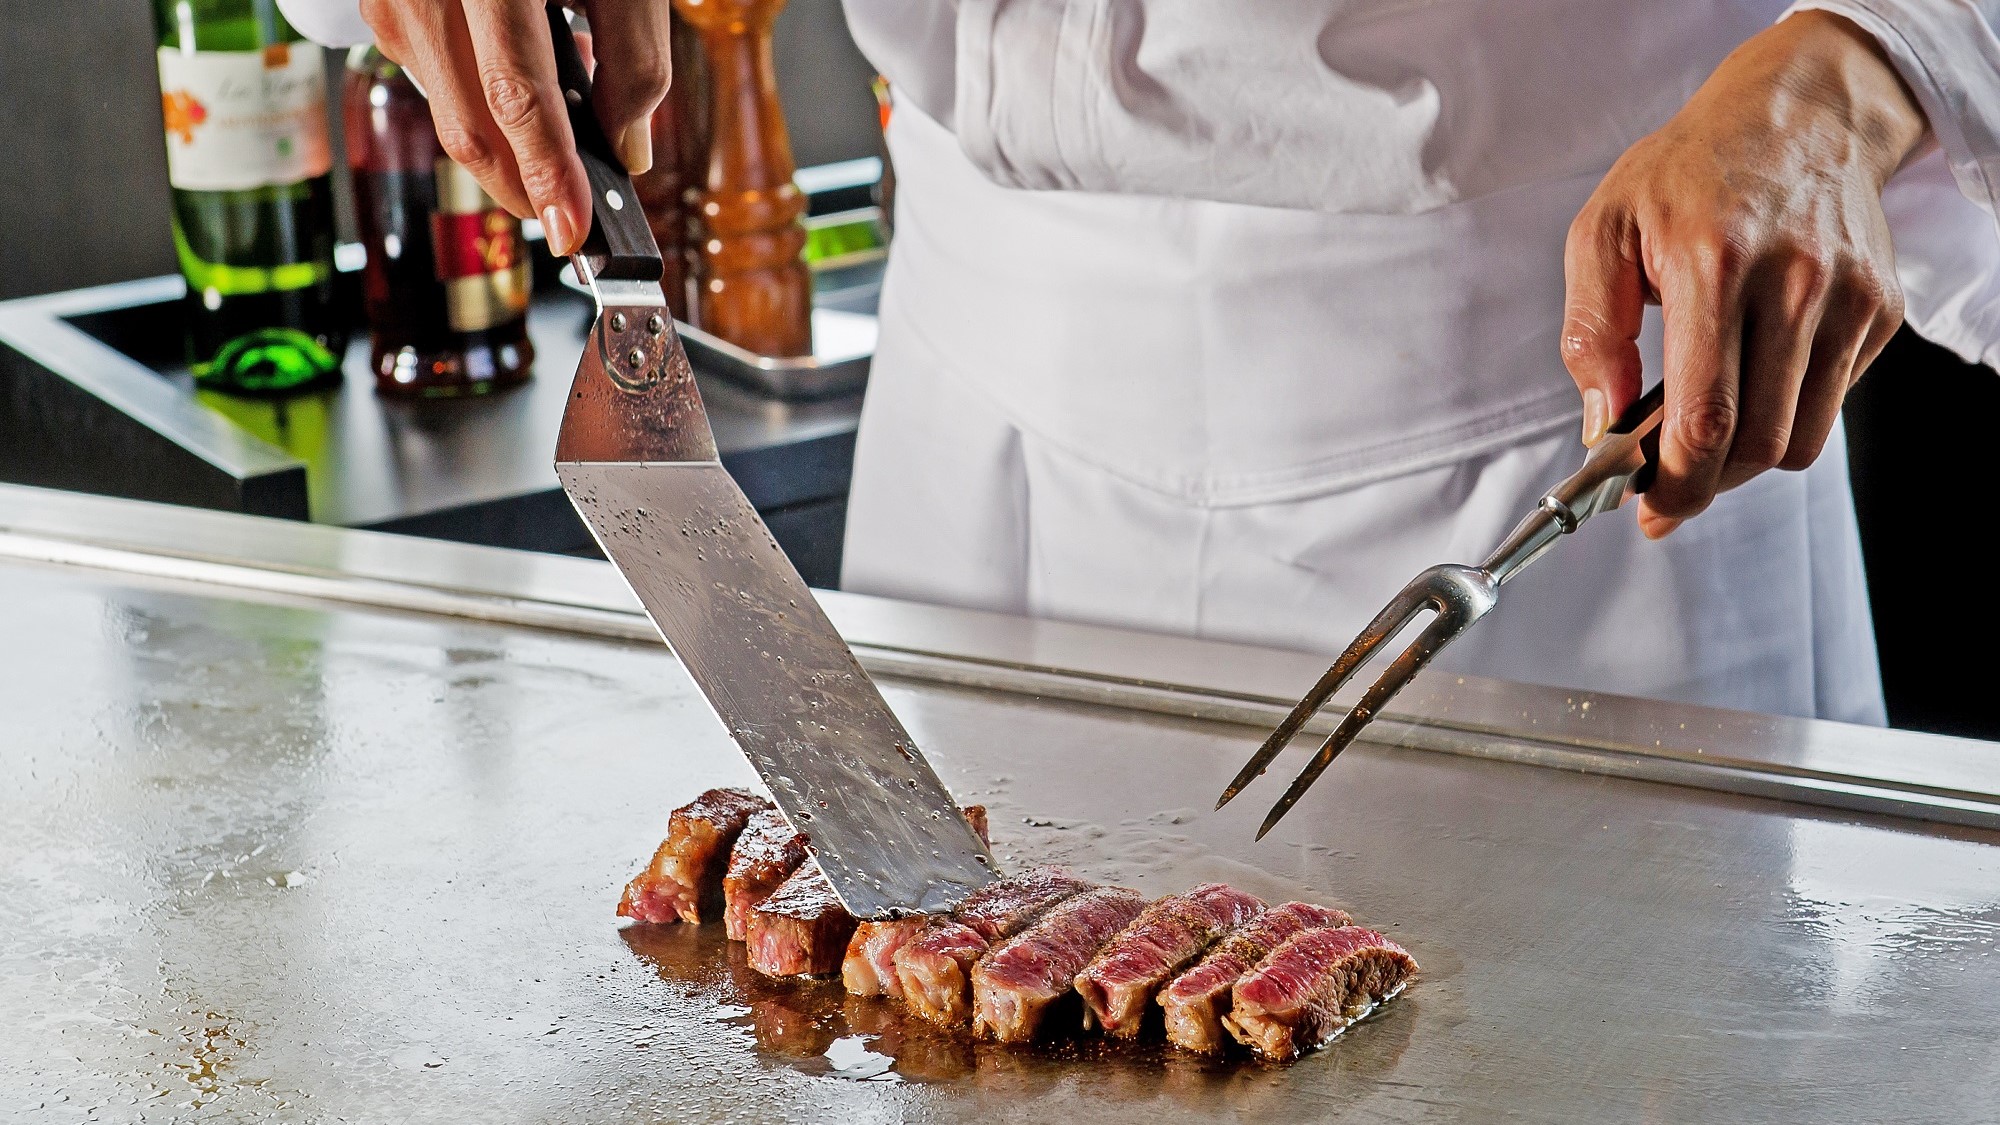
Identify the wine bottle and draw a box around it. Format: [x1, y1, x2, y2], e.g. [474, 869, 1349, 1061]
[342, 47, 534, 398]
[152, 0, 345, 394]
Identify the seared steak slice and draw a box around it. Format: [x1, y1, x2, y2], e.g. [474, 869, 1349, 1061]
[1223, 926, 1417, 1061]
[723, 808, 810, 941]
[617, 787, 770, 924]
[895, 865, 1091, 1025]
[1074, 882, 1265, 1037]
[843, 917, 929, 998]
[840, 805, 990, 998]
[1158, 901, 1351, 1054]
[746, 859, 860, 977]
[973, 887, 1149, 1043]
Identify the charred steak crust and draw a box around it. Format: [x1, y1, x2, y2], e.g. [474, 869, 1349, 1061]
[840, 805, 991, 996]
[746, 859, 860, 977]
[1157, 901, 1353, 1055]
[1074, 883, 1266, 1037]
[895, 865, 1092, 1025]
[973, 887, 1150, 1044]
[723, 808, 811, 941]
[1223, 926, 1417, 1062]
[618, 787, 770, 925]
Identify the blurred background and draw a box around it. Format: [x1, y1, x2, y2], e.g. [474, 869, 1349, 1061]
[0, 0, 883, 299]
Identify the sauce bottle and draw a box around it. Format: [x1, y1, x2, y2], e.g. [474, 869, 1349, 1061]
[341, 46, 533, 397]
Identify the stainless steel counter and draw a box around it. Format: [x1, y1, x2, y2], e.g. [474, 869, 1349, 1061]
[5, 483, 1999, 1122]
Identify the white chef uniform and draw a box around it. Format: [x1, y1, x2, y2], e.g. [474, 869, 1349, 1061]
[832, 0, 2000, 725]
[282, 0, 2000, 724]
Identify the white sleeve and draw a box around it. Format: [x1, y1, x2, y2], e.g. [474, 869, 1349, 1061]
[1785, 1, 2000, 214]
[276, 0, 374, 48]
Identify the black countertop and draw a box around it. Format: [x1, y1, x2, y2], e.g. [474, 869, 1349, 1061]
[0, 256, 875, 585]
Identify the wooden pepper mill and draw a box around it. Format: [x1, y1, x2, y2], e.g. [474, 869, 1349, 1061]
[630, 11, 709, 323]
[671, 0, 813, 357]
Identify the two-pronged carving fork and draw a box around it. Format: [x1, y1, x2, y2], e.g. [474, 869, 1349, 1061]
[1217, 383, 1666, 839]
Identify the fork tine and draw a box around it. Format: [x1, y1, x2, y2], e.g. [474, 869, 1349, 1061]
[1253, 608, 1464, 840]
[1215, 585, 1430, 810]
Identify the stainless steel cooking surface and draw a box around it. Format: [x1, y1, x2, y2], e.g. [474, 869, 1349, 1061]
[6, 490, 2000, 1121]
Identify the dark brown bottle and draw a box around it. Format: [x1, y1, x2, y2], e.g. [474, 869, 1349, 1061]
[341, 47, 533, 397]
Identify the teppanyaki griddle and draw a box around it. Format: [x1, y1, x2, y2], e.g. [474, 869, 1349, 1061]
[7, 541, 2000, 1123]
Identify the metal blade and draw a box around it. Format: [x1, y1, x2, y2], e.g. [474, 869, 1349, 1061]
[560, 443, 997, 920]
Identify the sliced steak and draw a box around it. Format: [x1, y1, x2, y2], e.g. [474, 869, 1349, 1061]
[1074, 882, 1265, 1038]
[843, 917, 930, 999]
[895, 865, 1092, 1025]
[840, 805, 990, 998]
[1223, 926, 1417, 1061]
[746, 859, 859, 977]
[617, 787, 770, 924]
[1158, 901, 1352, 1054]
[973, 887, 1150, 1043]
[723, 808, 811, 941]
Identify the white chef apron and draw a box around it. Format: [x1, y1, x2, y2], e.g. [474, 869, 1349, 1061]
[845, 103, 1888, 724]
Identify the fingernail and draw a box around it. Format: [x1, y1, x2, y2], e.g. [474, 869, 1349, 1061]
[541, 204, 576, 257]
[1581, 387, 1609, 446]
[617, 119, 654, 175]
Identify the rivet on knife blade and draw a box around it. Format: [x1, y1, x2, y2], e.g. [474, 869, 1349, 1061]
[610, 313, 627, 332]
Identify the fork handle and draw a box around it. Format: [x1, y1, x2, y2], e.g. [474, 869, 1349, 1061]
[1480, 383, 1665, 584]
[1549, 381, 1666, 524]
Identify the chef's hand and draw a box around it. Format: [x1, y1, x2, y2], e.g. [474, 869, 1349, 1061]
[1561, 11, 1929, 538]
[360, 0, 672, 256]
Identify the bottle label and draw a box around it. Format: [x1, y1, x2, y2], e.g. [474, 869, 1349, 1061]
[429, 158, 532, 332]
[157, 44, 332, 192]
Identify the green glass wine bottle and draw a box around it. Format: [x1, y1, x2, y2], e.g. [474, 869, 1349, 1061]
[151, 0, 345, 393]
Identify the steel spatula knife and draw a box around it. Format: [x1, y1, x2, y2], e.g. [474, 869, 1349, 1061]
[542, 4, 995, 917]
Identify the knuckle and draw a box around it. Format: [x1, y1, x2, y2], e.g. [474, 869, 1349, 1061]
[1859, 268, 1904, 322]
[1679, 230, 1743, 285]
[1778, 436, 1826, 472]
[1785, 247, 1833, 306]
[1560, 325, 1599, 365]
[622, 53, 674, 102]
[1673, 390, 1738, 457]
[516, 160, 570, 205]
[481, 68, 542, 131]
[433, 123, 492, 171]
[1731, 430, 1790, 473]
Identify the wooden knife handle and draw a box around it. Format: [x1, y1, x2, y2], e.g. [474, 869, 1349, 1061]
[545, 1, 665, 283]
